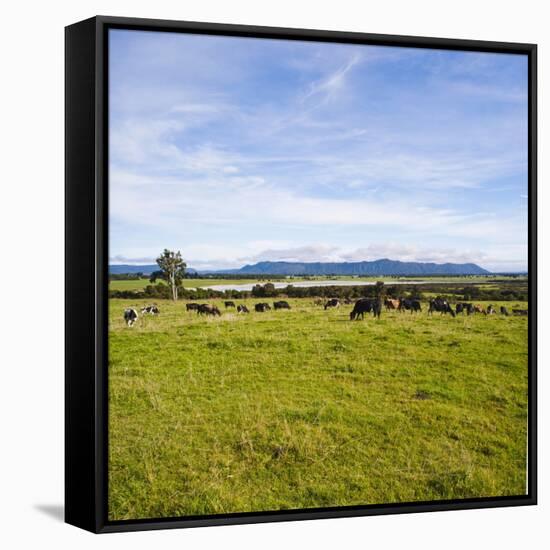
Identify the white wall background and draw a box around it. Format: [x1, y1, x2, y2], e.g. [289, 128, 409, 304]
[0, 1, 546, 547]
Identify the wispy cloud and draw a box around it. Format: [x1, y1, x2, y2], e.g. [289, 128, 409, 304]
[302, 53, 361, 104]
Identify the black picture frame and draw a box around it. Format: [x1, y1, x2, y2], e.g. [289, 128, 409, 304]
[65, 15, 537, 533]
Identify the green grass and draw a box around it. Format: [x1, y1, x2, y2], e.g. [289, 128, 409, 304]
[108, 297, 529, 520]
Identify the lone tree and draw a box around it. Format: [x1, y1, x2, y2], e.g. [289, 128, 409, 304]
[150, 249, 187, 301]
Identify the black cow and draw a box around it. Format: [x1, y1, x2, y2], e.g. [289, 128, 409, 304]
[224, 301, 236, 308]
[273, 300, 291, 310]
[141, 305, 160, 315]
[350, 298, 381, 320]
[456, 302, 474, 315]
[237, 304, 249, 313]
[197, 304, 221, 316]
[186, 303, 200, 311]
[324, 298, 340, 310]
[428, 298, 455, 317]
[255, 303, 271, 312]
[486, 304, 496, 315]
[500, 306, 509, 316]
[512, 309, 528, 316]
[399, 299, 422, 313]
[123, 308, 138, 327]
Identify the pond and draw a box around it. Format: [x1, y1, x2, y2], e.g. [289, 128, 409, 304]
[199, 279, 443, 292]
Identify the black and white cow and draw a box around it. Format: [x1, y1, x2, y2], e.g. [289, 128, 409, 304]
[141, 305, 160, 315]
[324, 298, 340, 310]
[428, 298, 455, 317]
[124, 308, 138, 327]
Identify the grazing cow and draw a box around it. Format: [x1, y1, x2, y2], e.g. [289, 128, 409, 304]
[197, 304, 221, 316]
[224, 301, 236, 308]
[123, 308, 138, 327]
[456, 302, 474, 315]
[324, 298, 340, 310]
[473, 305, 486, 315]
[500, 306, 509, 316]
[399, 299, 422, 313]
[350, 298, 381, 320]
[255, 302, 272, 312]
[237, 304, 249, 313]
[486, 304, 496, 315]
[512, 309, 528, 316]
[273, 300, 291, 310]
[428, 298, 455, 317]
[141, 305, 159, 315]
[186, 303, 200, 311]
[384, 298, 400, 311]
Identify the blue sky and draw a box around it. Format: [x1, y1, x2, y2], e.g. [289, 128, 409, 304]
[109, 29, 528, 272]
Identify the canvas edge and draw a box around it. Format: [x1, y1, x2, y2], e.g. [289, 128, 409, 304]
[65, 16, 102, 533]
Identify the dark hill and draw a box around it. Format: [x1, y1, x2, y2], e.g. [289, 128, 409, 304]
[219, 259, 490, 276]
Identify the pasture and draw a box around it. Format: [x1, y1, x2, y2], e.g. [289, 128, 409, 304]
[108, 297, 528, 520]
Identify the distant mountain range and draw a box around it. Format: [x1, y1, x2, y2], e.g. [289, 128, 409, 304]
[217, 259, 490, 276]
[109, 259, 490, 276]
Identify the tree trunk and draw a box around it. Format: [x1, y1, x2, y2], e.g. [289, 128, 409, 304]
[170, 271, 177, 301]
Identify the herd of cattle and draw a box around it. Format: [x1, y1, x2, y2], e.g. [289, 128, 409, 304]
[122, 297, 528, 327]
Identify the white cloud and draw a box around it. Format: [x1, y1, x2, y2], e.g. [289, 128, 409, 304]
[246, 245, 342, 263]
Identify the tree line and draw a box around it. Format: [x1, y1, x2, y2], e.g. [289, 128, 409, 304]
[109, 281, 526, 302]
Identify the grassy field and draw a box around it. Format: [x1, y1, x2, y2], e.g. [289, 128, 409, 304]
[108, 297, 528, 520]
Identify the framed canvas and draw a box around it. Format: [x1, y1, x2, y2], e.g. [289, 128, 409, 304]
[65, 15, 537, 533]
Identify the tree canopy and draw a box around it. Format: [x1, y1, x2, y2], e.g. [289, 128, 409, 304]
[150, 249, 187, 301]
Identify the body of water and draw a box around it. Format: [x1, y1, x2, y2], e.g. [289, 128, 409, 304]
[199, 280, 453, 292]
